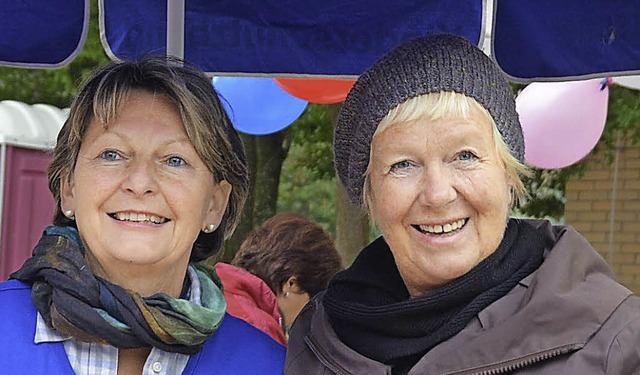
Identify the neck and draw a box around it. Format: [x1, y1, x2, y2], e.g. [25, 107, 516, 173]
[86, 251, 189, 298]
[118, 347, 152, 375]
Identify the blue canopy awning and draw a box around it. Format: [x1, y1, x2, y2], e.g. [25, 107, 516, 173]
[2, 0, 640, 82]
[492, 0, 640, 82]
[0, 0, 89, 68]
[100, 0, 483, 77]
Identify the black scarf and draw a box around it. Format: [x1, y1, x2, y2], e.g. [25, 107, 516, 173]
[323, 219, 547, 371]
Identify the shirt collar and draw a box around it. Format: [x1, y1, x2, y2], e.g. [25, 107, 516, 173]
[34, 312, 70, 344]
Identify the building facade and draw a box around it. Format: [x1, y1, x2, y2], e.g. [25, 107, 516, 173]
[565, 141, 640, 294]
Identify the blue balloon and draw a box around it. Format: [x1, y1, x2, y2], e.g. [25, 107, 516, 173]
[212, 76, 308, 135]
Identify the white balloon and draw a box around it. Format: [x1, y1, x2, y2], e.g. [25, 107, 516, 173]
[613, 76, 640, 91]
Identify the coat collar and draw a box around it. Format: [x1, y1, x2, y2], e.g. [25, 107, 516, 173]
[305, 221, 632, 374]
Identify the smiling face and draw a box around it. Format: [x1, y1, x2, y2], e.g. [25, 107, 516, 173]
[61, 90, 231, 288]
[367, 108, 511, 297]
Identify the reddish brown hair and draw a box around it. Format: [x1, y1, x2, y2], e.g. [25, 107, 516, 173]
[232, 213, 342, 296]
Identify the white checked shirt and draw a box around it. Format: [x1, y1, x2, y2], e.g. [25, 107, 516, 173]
[34, 266, 203, 375]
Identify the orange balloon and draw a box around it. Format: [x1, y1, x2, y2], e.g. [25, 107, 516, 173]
[274, 78, 356, 104]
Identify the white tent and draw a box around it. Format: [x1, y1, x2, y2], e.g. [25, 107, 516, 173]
[0, 100, 67, 149]
[0, 100, 68, 280]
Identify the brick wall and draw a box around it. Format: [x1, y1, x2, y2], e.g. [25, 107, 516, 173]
[564, 142, 640, 293]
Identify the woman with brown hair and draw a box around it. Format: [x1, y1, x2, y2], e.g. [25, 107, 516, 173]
[231, 212, 343, 335]
[0, 56, 285, 374]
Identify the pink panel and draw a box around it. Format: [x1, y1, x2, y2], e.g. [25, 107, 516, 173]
[0, 146, 55, 281]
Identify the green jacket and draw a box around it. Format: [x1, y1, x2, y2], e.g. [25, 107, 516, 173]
[285, 220, 640, 374]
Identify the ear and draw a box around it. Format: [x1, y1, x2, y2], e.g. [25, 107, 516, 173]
[505, 172, 516, 207]
[60, 170, 76, 213]
[203, 180, 232, 228]
[281, 276, 304, 295]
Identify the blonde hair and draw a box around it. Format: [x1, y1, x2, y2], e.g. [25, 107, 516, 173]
[363, 91, 529, 210]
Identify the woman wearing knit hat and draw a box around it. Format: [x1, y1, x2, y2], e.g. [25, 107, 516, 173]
[285, 34, 640, 374]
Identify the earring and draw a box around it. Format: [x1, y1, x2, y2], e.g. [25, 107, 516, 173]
[64, 210, 75, 220]
[203, 224, 215, 233]
[284, 291, 290, 298]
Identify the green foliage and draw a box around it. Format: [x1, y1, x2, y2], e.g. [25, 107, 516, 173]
[515, 165, 585, 221]
[284, 104, 337, 180]
[278, 104, 338, 234]
[598, 85, 640, 158]
[278, 174, 338, 233]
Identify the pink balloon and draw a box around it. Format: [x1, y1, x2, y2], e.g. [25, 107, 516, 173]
[516, 79, 608, 169]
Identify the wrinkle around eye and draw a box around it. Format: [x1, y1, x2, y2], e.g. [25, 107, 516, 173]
[100, 149, 123, 162]
[389, 160, 419, 176]
[456, 150, 478, 162]
[166, 155, 187, 167]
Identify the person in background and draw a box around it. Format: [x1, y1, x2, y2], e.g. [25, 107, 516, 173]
[231, 212, 343, 336]
[0, 56, 285, 374]
[285, 34, 640, 374]
[214, 261, 288, 346]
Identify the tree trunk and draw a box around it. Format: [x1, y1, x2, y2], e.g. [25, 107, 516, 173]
[328, 102, 369, 266]
[253, 131, 289, 224]
[220, 131, 289, 262]
[335, 182, 369, 266]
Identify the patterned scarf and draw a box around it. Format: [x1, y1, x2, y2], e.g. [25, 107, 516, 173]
[323, 219, 547, 372]
[10, 226, 226, 354]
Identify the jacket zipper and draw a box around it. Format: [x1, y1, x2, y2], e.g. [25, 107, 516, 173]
[306, 332, 580, 375]
[464, 344, 582, 375]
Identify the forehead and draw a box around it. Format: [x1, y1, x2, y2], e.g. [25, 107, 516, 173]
[82, 91, 187, 141]
[95, 90, 187, 129]
[100, 89, 175, 120]
[374, 112, 494, 147]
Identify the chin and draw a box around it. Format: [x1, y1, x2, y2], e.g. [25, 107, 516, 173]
[432, 257, 480, 281]
[111, 250, 169, 266]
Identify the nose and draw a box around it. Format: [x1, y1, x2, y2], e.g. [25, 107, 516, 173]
[121, 159, 158, 197]
[417, 164, 456, 208]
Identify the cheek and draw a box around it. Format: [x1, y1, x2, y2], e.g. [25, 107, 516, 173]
[369, 181, 413, 227]
[369, 197, 393, 230]
[74, 164, 119, 191]
[171, 179, 216, 220]
[489, 174, 512, 212]
[460, 169, 510, 209]
[471, 181, 511, 249]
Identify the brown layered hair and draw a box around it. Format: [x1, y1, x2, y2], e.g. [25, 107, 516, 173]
[232, 213, 343, 296]
[48, 56, 249, 261]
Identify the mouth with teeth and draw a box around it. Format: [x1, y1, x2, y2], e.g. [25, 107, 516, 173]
[108, 212, 169, 225]
[413, 218, 468, 235]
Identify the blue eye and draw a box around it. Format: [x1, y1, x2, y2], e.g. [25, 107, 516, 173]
[389, 160, 412, 173]
[166, 156, 187, 167]
[100, 150, 121, 161]
[458, 150, 477, 161]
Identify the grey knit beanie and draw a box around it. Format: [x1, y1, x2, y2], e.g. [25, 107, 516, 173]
[334, 34, 524, 207]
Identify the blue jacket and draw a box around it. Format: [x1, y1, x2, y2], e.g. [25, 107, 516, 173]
[0, 279, 285, 374]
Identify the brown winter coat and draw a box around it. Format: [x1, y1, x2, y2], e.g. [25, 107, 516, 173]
[285, 221, 640, 374]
